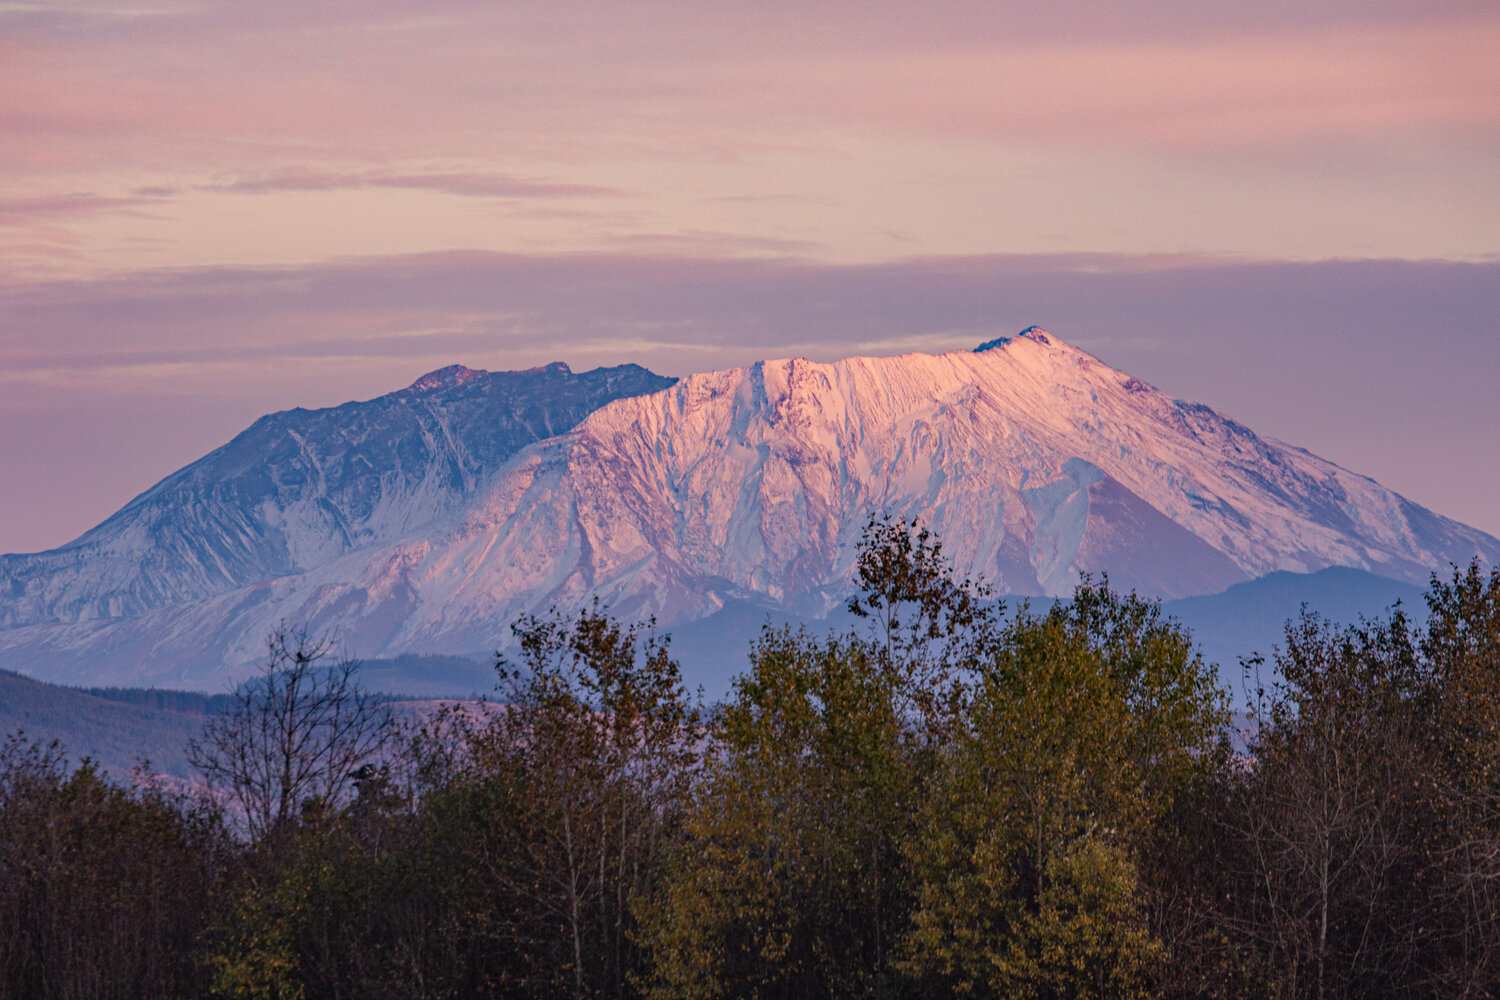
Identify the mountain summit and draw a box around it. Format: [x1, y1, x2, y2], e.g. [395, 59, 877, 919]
[1, 332, 1494, 687]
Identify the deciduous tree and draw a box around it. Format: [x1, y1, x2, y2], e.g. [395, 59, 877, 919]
[903, 578, 1224, 998]
[647, 517, 1003, 999]
[190, 625, 395, 842]
[460, 603, 702, 999]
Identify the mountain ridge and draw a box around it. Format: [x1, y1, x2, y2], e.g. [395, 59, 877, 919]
[0, 361, 675, 628]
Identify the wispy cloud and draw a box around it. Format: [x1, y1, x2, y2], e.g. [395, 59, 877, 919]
[597, 230, 818, 256]
[3, 1, 1495, 276]
[205, 170, 624, 199]
[4, 250, 1494, 377]
[0, 193, 162, 225]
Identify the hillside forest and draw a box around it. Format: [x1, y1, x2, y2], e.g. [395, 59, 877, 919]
[1, 517, 1498, 1000]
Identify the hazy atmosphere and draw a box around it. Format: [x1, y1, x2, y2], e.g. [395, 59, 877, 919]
[2, 0, 1497, 551]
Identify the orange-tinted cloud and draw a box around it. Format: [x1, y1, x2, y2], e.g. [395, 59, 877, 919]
[4, 3, 1495, 172]
[2, 1, 1495, 279]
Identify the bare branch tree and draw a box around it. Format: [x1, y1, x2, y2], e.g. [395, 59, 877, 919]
[189, 625, 395, 841]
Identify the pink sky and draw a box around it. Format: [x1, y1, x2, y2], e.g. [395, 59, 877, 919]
[1, 0, 1497, 551]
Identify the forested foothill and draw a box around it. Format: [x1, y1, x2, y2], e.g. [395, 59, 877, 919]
[1, 518, 1497, 999]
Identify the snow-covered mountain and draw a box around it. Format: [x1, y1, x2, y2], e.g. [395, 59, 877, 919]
[1, 329, 1494, 687]
[0, 361, 674, 629]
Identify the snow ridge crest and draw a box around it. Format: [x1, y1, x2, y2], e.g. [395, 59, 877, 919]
[405, 364, 489, 393]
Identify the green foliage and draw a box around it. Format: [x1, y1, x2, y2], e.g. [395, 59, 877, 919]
[647, 517, 1003, 999]
[484, 602, 703, 998]
[646, 629, 910, 998]
[903, 577, 1225, 997]
[991, 838, 1160, 1000]
[209, 872, 308, 1000]
[205, 767, 492, 1000]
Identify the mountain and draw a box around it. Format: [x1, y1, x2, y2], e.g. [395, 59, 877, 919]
[0, 329, 1494, 689]
[1165, 565, 1427, 683]
[0, 361, 674, 629]
[0, 665, 492, 780]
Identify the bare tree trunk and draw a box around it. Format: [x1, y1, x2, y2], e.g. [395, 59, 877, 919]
[564, 810, 584, 1000]
[1317, 825, 1329, 1000]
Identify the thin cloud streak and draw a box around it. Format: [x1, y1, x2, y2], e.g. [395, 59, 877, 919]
[205, 170, 625, 199]
[0, 193, 162, 224]
[4, 250, 1491, 369]
[5, 3, 1493, 158]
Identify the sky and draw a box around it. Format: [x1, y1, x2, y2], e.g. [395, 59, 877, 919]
[1, 0, 1497, 552]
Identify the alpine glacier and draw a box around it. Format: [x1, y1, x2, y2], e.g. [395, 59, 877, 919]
[1, 329, 1494, 687]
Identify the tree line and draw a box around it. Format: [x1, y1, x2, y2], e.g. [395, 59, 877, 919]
[1, 517, 1497, 999]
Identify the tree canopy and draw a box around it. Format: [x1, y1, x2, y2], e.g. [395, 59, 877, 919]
[3, 525, 1498, 1000]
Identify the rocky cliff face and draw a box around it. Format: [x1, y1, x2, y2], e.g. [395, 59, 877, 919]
[2, 330, 1493, 687]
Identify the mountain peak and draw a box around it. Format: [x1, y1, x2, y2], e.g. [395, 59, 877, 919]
[405, 364, 489, 393]
[974, 325, 1053, 353]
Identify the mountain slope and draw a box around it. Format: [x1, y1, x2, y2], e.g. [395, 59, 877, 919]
[0, 362, 675, 628]
[0, 668, 211, 777]
[1165, 566, 1427, 685]
[1, 329, 1494, 688]
[354, 329, 1485, 646]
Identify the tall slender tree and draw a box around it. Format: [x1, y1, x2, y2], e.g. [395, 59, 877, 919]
[457, 603, 702, 999]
